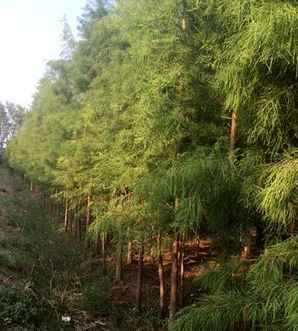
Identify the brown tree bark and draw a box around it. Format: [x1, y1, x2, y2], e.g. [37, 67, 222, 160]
[78, 212, 82, 241]
[136, 241, 144, 313]
[85, 196, 91, 248]
[95, 233, 100, 254]
[74, 207, 79, 239]
[86, 195, 91, 227]
[53, 190, 59, 219]
[178, 236, 185, 307]
[127, 241, 133, 264]
[55, 199, 60, 219]
[101, 232, 107, 275]
[64, 199, 69, 232]
[150, 246, 155, 263]
[196, 236, 200, 257]
[229, 111, 237, 157]
[115, 239, 123, 282]
[169, 233, 180, 320]
[69, 209, 73, 234]
[241, 230, 252, 259]
[157, 233, 166, 318]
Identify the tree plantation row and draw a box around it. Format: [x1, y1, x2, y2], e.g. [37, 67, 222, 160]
[3, 0, 298, 330]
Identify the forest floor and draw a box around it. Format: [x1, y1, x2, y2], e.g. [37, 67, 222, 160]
[0, 164, 212, 331]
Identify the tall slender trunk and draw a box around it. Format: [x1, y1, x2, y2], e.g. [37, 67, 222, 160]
[137, 241, 144, 313]
[150, 246, 155, 263]
[53, 190, 58, 219]
[101, 232, 106, 275]
[44, 193, 48, 212]
[86, 195, 91, 227]
[78, 211, 82, 241]
[60, 203, 64, 219]
[229, 111, 237, 157]
[115, 239, 123, 282]
[69, 209, 73, 234]
[95, 233, 100, 254]
[55, 198, 60, 219]
[241, 231, 252, 259]
[48, 197, 53, 217]
[196, 236, 200, 257]
[181, 0, 187, 32]
[85, 196, 91, 248]
[178, 236, 185, 307]
[45, 194, 48, 213]
[64, 199, 69, 232]
[127, 241, 133, 264]
[54, 201, 57, 219]
[169, 233, 180, 320]
[74, 207, 78, 239]
[157, 233, 166, 318]
[181, 17, 187, 31]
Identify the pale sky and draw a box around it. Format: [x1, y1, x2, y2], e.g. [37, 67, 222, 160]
[0, 0, 86, 107]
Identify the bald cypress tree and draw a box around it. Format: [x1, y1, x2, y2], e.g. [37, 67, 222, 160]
[5, 0, 298, 327]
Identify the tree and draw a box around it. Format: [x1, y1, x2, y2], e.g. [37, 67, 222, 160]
[60, 16, 75, 60]
[6, 0, 298, 327]
[0, 103, 9, 151]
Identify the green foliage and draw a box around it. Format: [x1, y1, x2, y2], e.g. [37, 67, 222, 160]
[4, 0, 298, 328]
[0, 286, 39, 327]
[80, 280, 110, 314]
[258, 153, 298, 230]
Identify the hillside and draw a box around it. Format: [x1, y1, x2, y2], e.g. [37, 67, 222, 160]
[0, 165, 104, 330]
[0, 164, 169, 331]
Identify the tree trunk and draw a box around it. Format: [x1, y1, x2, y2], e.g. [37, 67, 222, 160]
[157, 233, 166, 318]
[85, 196, 91, 248]
[64, 200, 69, 232]
[181, 17, 187, 31]
[127, 241, 133, 264]
[101, 232, 107, 275]
[78, 212, 82, 241]
[229, 111, 237, 157]
[241, 231, 252, 259]
[69, 209, 73, 234]
[115, 239, 123, 282]
[196, 236, 200, 257]
[137, 241, 144, 313]
[150, 246, 155, 263]
[181, 0, 187, 31]
[49, 198, 53, 217]
[95, 233, 100, 254]
[74, 207, 78, 239]
[86, 195, 91, 227]
[178, 236, 185, 308]
[169, 233, 180, 320]
[55, 200, 60, 219]
[44, 193, 48, 212]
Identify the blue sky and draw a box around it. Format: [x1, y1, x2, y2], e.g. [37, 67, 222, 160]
[0, 0, 86, 107]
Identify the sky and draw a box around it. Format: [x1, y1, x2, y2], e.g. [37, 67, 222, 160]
[0, 0, 86, 107]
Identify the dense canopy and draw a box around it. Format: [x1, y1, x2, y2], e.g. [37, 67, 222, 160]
[4, 0, 298, 329]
